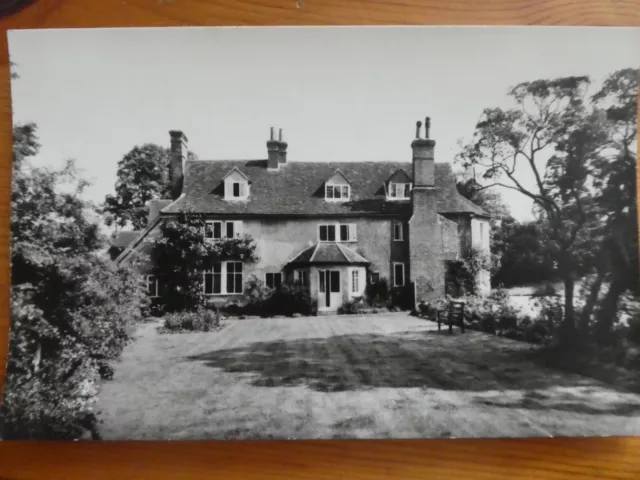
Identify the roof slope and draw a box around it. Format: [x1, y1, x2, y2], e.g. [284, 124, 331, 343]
[288, 243, 370, 265]
[162, 160, 485, 216]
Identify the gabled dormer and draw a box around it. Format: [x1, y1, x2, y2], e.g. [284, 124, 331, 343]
[324, 170, 351, 202]
[386, 169, 412, 201]
[222, 167, 250, 201]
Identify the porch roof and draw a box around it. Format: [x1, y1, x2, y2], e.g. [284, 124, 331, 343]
[286, 243, 370, 266]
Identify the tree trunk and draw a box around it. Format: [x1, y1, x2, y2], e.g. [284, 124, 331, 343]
[560, 275, 576, 345]
[594, 275, 626, 345]
[578, 270, 606, 331]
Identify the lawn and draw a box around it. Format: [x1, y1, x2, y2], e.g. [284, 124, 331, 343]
[97, 313, 640, 440]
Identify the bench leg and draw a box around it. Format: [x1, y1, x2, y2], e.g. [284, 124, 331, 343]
[448, 319, 453, 335]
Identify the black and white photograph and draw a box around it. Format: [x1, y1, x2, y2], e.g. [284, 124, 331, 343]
[1, 26, 639, 440]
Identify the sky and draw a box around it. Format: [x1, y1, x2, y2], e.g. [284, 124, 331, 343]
[8, 26, 640, 221]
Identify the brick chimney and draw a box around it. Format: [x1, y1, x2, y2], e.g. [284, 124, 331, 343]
[267, 127, 280, 170]
[409, 117, 444, 304]
[411, 117, 435, 187]
[278, 128, 288, 165]
[169, 130, 188, 200]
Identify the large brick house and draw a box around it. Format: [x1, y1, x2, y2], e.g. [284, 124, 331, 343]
[116, 118, 490, 313]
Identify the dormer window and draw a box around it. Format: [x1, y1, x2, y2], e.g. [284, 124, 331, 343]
[324, 170, 351, 202]
[388, 182, 412, 200]
[222, 168, 250, 201]
[326, 184, 350, 201]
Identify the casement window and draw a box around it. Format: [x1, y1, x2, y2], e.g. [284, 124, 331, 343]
[146, 275, 160, 298]
[351, 270, 360, 293]
[393, 262, 405, 287]
[325, 183, 350, 201]
[389, 182, 411, 200]
[265, 272, 283, 290]
[294, 269, 309, 287]
[203, 261, 243, 295]
[393, 222, 404, 241]
[318, 223, 357, 242]
[205, 220, 243, 239]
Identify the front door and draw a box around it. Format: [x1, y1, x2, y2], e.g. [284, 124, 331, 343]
[319, 269, 341, 311]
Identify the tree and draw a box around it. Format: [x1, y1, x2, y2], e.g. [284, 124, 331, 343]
[3, 123, 147, 439]
[149, 213, 259, 313]
[103, 144, 172, 230]
[456, 75, 606, 342]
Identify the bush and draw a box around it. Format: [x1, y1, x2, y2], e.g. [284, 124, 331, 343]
[161, 307, 221, 334]
[338, 297, 365, 315]
[532, 283, 558, 297]
[627, 314, 640, 345]
[262, 284, 315, 317]
[365, 277, 389, 307]
[389, 285, 414, 310]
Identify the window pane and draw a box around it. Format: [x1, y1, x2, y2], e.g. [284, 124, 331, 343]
[342, 185, 349, 198]
[330, 271, 340, 292]
[390, 183, 396, 197]
[394, 264, 404, 286]
[266, 273, 274, 289]
[204, 272, 213, 294]
[319, 225, 327, 241]
[233, 182, 240, 196]
[274, 273, 282, 289]
[327, 225, 336, 241]
[352, 270, 359, 293]
[213, 222, 222, 239]
[226, 221, 234, 238]
[234, 272, 242, 294]
[303, 271, 309, 287]
[319, 271, 325, 292]
[403, 184, 410, 198]
[326, 185, 334, 198]
[340, 225, 348, 242]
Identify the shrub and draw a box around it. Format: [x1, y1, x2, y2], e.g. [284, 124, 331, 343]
[627, 313, 640, 345]
[365, 277, 389, 307]
[532, 283, 558, 297]
[338, 297, 365, 315]
[389, 285, 414, 310]
[161, 307, 221, 333]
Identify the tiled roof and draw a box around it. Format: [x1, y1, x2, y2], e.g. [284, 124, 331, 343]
[287, 243, 370, 265]
[110, 230, 141, 248]
[161, 160, 485, 217]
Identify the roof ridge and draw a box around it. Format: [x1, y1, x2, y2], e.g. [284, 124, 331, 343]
[309, 243, 321, 262]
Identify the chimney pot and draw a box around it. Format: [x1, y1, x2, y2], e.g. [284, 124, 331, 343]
[270, 127, 275, 141]
[279, 128, 283, 142]
[425, 117, 431, 139]
[415, 120, 422, 139]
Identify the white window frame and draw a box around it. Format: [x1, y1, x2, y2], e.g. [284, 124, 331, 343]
[205, 220, 243, 240]
[393, 262, 405, 287]
[325, 183, 350, 202]
[146, 275, 160, 298]
[318, 223, 357, 242]
[351, 269, 359, 294]
[203, 261, 244, 295]
[265, 272, 283, 289]
[388, 182, 412, 200]
[392, 222, 404, 241]
[294, 269, 309, 287]
[224, 179, 249, 201]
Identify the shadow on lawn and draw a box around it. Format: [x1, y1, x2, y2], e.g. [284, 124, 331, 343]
[185, 330, 640, 415]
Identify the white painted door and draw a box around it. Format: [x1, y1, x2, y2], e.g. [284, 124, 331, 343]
[318, 269, 341, 311]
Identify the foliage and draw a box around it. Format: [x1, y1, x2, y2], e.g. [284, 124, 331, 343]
[242, 275, 274, 313]
[338, 297, 366, 315]
[446, 248, 499, 295]
[160, 307, 221, 334]
[389, 285, 414, 310]
[456, 68, 639, 344]
[150, 213, 259, 313]
[3, 123, 147, 440]
[260, 283, 316, 317]
[103, 144, 172, 230]
[365, 277, 389, 307]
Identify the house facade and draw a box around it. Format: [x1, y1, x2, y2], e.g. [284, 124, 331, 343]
[116, 119, 490, 313]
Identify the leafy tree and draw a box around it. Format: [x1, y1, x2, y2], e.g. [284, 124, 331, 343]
[149, 213, 259, 313]
[3, 123, 147, 439]
[456, 75, 606, 342]
[103, 144, 171, 230]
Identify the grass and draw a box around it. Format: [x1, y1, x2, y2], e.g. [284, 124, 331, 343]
[97, 313, 640, 440]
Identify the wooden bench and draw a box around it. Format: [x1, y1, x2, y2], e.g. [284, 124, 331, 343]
[437, 300, 466, 334]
